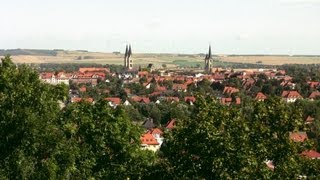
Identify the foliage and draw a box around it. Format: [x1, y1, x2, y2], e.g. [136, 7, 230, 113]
[161, 95, 318, 179]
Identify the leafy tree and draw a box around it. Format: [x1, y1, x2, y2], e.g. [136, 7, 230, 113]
[0, 55, 72, 179]
[161, 95, 317, 179]
[61, 100, 156, 179]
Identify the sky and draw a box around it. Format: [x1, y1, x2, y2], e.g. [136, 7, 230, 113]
[0, 0, 320, 54]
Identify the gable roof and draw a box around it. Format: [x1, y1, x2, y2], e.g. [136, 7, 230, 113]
[165, 119, 176, 129]
[223, 86, 239, 95]
[79, 67, 109, 73]
[71, 98, 94, 103]
[140, 133, 159, 145]
[142, 119, 155, 129]
[105, 97, 121, 105]
[131, 96, 151, 104]
[166, 97, 180, 102]
[184, 96, 196, 103]
[306, 116, 314, 124]
[289, 132, 308, 142]
[309, 91, 320, 99]
[147, 128, 164, 135]
[255, 92, 267, 100]
[301, 150, 320, 159]
[281, 91, 302, 99]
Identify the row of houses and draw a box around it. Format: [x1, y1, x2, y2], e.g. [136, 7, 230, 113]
[39, 68, 109, 86]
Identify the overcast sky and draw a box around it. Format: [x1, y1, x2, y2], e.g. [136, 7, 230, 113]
[0, 0, 319, 54]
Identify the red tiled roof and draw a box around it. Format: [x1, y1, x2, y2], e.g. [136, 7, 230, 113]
[165, 119, 176, 129]
[79, 67, 109, 73]
[289, 132, 308, 142]
[308, 81, 320, 88]
[147, 128, 164, 135]
[281, 91, 302, 99]
[223, 87, 239, 94]
[131, 96, 150, 104]
[309, 91, 320, 99]
[105, 97, 121, 105]
[306, 116, 314, 123]
[255, 92, 267, 100]
[172, 84, 187, 91]
[301, 150, 320, 159]
[138, 71, 149, 76]
[150, 92, 161, 96]
[155, 86, 167, 92]
[140, 134, 159, 145]
[166, 97, 180, 102]
[40, 72, 54, 79]
[184, 96, 196, 103]
[221, 97, 241, 105]
[79, 86, 86, 92]
[71, 98, 94, 103]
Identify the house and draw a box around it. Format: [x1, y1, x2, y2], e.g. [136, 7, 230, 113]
[131, 96, 151, 104]
[255, 92, 267, 101]
[309, 91, 320, 101]
[305, 116, 314, 124]
[71, 73, 104, 86]
[289, 132, 308, 142]
[165, 97, 180, 103]
[281, 91, 303, 102]
[147, 128, 164, 145]
[71, 97, 94, 103]
[165, 119, 176, 130]
[79, 86, 87, 93]
[140, 133, 160, 152]
[40, 72, 70, 85]
[184, 96, 196, 105]
[78, 67, 109, 73]
[172, 84, 188, 92]
[142, 119, 155, 129]
[123, 100, 131, 106]
[223, 86, 239, 95]
[307, 81, 320, 89]
[105, 97, 121, 107]
[301, 150, 320, 159]
[221, 97, 241, 105]
[138, 71, 149, 78]
[155, 86, 167, 92]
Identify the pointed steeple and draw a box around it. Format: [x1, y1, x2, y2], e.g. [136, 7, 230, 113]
[128, 44, 132, 58]
[208, 45, 212, 59]
[124, 45, 128, 58]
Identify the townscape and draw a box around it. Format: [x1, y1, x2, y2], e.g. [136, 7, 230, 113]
[1, 43, 320, 178]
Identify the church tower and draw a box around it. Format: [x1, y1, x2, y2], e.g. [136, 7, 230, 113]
[124, 44, 133, 70]
[204, 45, 212, 73]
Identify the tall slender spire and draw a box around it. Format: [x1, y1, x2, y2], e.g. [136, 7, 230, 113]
[204, 44, 212, 73]
[208, 45, 212, 59]
[125, 45, 128, 58]
[128, 44, 132, 58]
[124, 45, 128, 68]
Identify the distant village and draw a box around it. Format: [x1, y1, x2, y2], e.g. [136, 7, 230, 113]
[38, 45, 320, 161]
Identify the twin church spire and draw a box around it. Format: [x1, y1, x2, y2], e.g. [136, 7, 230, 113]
[124, 44, 133, 70]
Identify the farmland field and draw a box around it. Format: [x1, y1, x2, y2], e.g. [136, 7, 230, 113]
[1, 50, 320, 68]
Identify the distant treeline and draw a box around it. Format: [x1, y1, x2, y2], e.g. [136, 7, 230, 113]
[0, 49, 59, 56]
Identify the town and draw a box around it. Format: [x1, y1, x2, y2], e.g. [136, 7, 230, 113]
[38, 45, 320, 160]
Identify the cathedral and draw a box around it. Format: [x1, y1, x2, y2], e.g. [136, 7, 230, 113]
[124, 44, 133, 70]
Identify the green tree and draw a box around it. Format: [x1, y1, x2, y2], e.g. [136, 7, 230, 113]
[61, 100, 156, 179]
[161, 95, 316, 179]
[0, 55, 72, 179]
